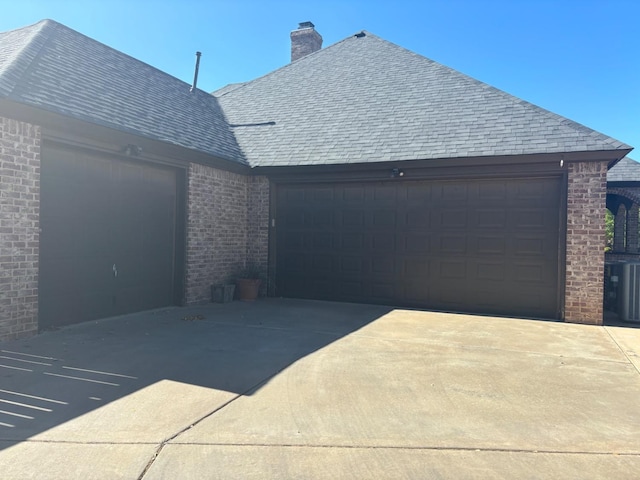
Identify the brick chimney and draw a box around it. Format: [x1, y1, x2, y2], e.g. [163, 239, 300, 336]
[290, 21, 322, 62]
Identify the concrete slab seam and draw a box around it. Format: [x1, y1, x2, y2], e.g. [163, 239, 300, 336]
[136, 367, 291, 480]
[163, 442, 640, 457]
[603, 327, 640, 376]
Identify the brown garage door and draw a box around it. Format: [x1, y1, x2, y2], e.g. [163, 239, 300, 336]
[275, 177, 562, 319]
[39, 145, 180, 328]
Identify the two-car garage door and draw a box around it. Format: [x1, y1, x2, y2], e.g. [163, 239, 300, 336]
[275, 176, 562, 319]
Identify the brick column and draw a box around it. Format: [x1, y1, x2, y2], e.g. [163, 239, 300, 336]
[247, 176, 270, 294]
[0, 116, 41, 341]
[613, 204, 626, 252]
[626, 204, 639, 253]
[564, 161, 607, 325]
[185, 163, 249, 304]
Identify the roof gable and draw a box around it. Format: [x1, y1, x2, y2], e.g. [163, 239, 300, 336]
[217, 31, 630, 167]
[0, 20, 245, 164]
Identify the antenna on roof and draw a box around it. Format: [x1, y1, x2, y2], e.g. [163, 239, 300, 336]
[190, 51, 202, 93]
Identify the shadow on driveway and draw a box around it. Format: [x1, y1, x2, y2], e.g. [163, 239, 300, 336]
[0, 298, 392, 452]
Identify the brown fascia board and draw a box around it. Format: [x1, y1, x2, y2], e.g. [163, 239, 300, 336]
[254, 149, 631, 182]
[0, 98, 251, 175]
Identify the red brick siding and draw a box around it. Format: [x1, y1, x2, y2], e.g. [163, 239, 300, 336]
[0, 116, 41, 341]
[564, 161, 608, 324]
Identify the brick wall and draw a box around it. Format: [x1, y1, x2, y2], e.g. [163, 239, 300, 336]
[247, 176, 270, 292]
[0, 116, 41, 341]
[564, 161, 608, 325]
[185, 167, 271, 303]
[185, 163, 249, 304]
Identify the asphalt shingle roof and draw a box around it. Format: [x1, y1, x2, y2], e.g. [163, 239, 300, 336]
[0, 21, 631, 169]
[216, 31, 631, 167]
[608, 156, 640, 182]
[0, 20, 245, 164]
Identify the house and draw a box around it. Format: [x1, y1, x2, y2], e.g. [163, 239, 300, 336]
[607, 156, 640, 257]
[0, 20, 632, 341]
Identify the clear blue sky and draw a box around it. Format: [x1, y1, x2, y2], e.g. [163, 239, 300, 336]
[2, 0, 638, 153]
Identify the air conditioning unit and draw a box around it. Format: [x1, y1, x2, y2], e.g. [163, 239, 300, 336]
[619, 262, 640, 323]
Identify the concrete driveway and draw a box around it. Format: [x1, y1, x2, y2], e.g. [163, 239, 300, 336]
[1, 299, 639, 479]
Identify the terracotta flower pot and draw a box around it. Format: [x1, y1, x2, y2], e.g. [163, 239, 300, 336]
[236, 278, 261, 301]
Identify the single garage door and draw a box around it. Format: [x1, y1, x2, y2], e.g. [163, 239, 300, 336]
[275, 176, 562, 319]
[39, 145, 180, 328]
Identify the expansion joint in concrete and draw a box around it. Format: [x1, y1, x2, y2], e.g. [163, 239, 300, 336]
[136, 369, 287, 479]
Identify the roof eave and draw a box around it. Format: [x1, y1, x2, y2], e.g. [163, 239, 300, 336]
[0, 98, 251, 174]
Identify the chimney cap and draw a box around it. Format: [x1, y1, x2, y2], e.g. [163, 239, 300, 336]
[298, 21, 315, 29]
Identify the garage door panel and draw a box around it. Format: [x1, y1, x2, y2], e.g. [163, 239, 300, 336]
[475, 236, 506, 255]
[402, 234, 430, 253]
[372, 209, 397, 228]
[404, 282, 432, 303]
[514, 179, 555, 202]
[372, 185, 397, 202]
[341, 210, 365, 228]
[311, 187, 334, 202]
[439, 235, 468, 254]
[406, 183, 432, 202]
[312, 209, 334, 227]
[400, 257, 429, 278]
[478, 182, 507, 201]
[371, 256, 395, 275]
[514, 237, 546, 256]
[514, 263, 547, 283]
[340, 232, 365, 250]
[311, 254, 335, 272]
[476, 262, 507, 282]
[405, 208, 430, 229]
[371, 282, 396, 300]
[475, 210, 507, 228]
[439, 209, 468, 228]
[513, 210, 548, 228]
[342, 185, 366, 201]
[340, 256, 364, 274]
[438, 259, 467, 280]
[283, 210, 305, 227]
[441, 183, 469, 203]
[276, 176, 561, 319]
[435, 286, 466, 309]
[371, 232, 395, 251]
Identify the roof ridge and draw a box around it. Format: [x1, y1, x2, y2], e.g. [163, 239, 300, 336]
[0, 19, 54, 96]
[30, 19, 198, 93]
